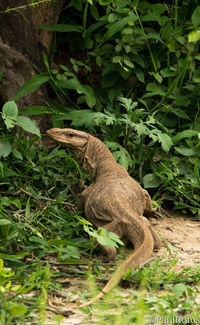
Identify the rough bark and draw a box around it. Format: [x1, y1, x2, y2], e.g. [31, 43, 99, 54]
[0, 0, 63, 132]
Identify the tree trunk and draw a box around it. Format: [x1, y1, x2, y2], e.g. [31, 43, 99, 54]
[0, 0, 63, 132]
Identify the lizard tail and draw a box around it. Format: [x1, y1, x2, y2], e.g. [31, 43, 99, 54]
[80, 218, 154, 307]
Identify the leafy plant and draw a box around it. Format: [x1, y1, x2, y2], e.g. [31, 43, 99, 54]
[0, 101, 41, 159]
[7, 1, 199, 215]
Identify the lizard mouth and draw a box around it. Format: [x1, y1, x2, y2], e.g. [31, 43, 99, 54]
[46, 130, 67, 144]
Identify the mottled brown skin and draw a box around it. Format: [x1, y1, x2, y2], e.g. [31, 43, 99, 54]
[47, 128, 161, 306]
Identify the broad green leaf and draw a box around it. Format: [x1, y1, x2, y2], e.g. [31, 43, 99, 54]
[0, 219, 11, 226]
[60, 246, 80, 259]
[57, 78, 86, 93]
[11, 74, 50, 100]
[173, 283, 187, 296]
[105, 140, 132, 169]
[0, 141, 12, 158]
[108, 232, 124, 245]
[12, 149, 23, 160]
[157, 133, 173, 152]
[30, 236, 49, 247]
[11, 285, 21, 291]
[172, 130, 198, 145]
[145, 83, 166, 96]
[40, 24, 83, 33]
[175, 146, 196, 156]
[188, 30, 200, 43]
[143, 174, 161, 188]
[90, 5, 99, 20]
[9, 304, 27, 317]
[2, 116, 16, 129]
[2, 101, 18, 118]
[83, 85, 96, 108]
[2, 166, 21, 177]
[100, 13, 137, 45]
[142, 4, 167, 26]
[108, 13, 117, 23]
[16, 116, 41, 137]
[0, 219, 11, 239]
[192, 6, 200, 27]
[58, 109, 115, 128]
[124, 56, 134, 68]
[1, 101, 18, 129]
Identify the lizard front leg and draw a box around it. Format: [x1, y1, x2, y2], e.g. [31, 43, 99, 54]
[78, 186, 93, 210]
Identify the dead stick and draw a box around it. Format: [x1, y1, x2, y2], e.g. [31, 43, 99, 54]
[17, 188, 76, 209]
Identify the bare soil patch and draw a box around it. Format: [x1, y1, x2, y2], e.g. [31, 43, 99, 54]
[152, 210, 200, 270]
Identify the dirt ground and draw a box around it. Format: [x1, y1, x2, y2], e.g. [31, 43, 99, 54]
[152, 210, 200, 270]
[46, 211, 200, 324]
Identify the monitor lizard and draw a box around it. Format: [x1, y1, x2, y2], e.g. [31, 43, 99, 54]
[47, 128, 161, 306]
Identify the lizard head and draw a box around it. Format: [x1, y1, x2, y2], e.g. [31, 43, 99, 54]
[46, 128, 89, 150]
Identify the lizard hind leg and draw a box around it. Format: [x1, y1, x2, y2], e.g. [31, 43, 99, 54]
[97, 220, 125, 262]
[98, 245, 117, 262]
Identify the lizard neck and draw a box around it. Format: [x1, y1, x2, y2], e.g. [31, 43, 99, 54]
[82, 135, 127, 179]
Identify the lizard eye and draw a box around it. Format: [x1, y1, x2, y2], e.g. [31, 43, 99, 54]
[66, 133, 74, 138]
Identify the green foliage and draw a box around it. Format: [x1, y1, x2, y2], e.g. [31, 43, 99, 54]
[0, 256, 53, 324]
[0, 1, 200, 320]
[11, 0, 200, 214]
[0, 101, 41, 158]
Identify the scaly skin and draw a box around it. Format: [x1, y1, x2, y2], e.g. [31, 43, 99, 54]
[47, 128, 161, 306]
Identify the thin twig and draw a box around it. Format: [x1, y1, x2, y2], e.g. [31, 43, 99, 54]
[17, 187, 77, 210]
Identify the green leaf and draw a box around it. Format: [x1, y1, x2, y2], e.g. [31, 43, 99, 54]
[2, 101, 18, 118]
[172, 130, 198, 145]
[90, 5, 99, 20]
[15, 116, 41, 137]
[100, 13, 137, 45]
[40, 24, 83, 33]
[0, 219, 11, 226]
[19, 106, 53, 115]
[0, 141, 12, 158]
[192, 6, 200, 27]
[12, 149, 23, 160]
[30, 236, 49, 247]
[105, 140, 132, 169]
[157, 133, 173, 152]
[9, 304, 27, 317]
[57, 78, 85, 93]
[108, 232, 124, 245]
[188, 29, 200, 43]
[58, 109, 115, 128]
[11, 74, 50, 100]
[145, 83, 166, 96]
[174, 146, 196, 156]
[0, 219, 11, 239]
[143, 174, 161, 189]
[2, 116, 16, 129]
[142, 4, 167, 26]
[173, 283, 187, 296]
[1, 101, 18, 129]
